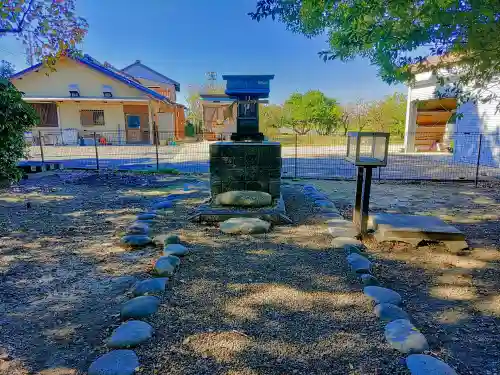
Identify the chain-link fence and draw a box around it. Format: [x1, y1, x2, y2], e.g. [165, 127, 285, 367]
[23, 129, 500, 183]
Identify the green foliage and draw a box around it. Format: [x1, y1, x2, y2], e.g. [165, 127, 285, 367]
[250, 0, 500, 106]
[0, 60, 15, 79]
[1, 0, 88, 64]
[0, 82, 38, 182]
[283, 90, 341, 135]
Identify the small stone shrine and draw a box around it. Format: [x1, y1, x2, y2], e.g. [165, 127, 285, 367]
[191, 75, 289, 224]
[209, 75, 281, 199]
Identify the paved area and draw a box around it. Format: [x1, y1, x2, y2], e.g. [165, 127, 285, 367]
[24, 143, 500, 180]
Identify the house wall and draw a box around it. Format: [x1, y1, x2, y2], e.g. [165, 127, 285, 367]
[12, 58, 148, 98]
[404, 73, 500, 166]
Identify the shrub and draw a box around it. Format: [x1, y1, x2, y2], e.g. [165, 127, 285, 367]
[0, 80, 38, 182]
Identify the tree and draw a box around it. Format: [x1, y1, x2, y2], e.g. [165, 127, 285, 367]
[0, 80, 39, 182]
[250, 1, 500, 106]
[259, 103, 287, 136]
[365, 93, 407, 137]
[0, 60, 15, 79]
[283, 90, 340, 135]
[0, 0, 88, 64]
[346, 99, 369, 132]
[338, 107, 350, 136]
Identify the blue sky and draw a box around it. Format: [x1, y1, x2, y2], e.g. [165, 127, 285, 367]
[0, 0, 404, 105]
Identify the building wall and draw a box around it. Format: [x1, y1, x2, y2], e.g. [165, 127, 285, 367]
[404, 74, 500, 166]
[12, 58, 148, 98]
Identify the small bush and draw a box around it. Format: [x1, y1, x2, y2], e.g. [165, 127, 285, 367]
[0, 80, 38, 181]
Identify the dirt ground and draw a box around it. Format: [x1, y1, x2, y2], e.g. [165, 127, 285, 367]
[311, 180, 500, 374]
[1, 173, 499, 374]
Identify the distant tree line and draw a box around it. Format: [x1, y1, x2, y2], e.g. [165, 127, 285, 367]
[259, 91, 407, 138]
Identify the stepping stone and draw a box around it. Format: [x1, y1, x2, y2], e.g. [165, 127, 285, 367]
[364, 286, 402, 305]
[121, 296, 160, 319]
[374, 303, 410, 322]
[132, 278, 168, 296]
[153, 234, 182, 247]
[385, 319, 429, 353]
[126, 222, 149, 235]
[215, 190, 272, 207]
[331, 237, 364, 254]
[120, 234, 152, 248]
[315, 200, 335, 208]
[165, 234, 180, 244]
[327, 222, 358, 238]
[154, 255, 180, 277]
[220, 217, 271, 235]
[360, 273, 379, 286]
[152, 201, 173, 210]
[347, 253, 372, 273]
[88, 350, 139, 375]
[369, 213, 468, 253]
[137, 213, 157, 221]
[406, 354, 458, 375]
[134, 219, 155, 226]
[163, 244, 189, 257]
[108, 320, 154, 348]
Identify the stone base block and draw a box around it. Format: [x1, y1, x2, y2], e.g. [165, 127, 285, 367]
[189, 195, 291, 224]
[210, 141, 281, 199]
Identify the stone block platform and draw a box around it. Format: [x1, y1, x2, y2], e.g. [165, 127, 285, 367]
[210, 142, 281, 199]
[189, 195, 291, 224]
[369, 213, 468, 253]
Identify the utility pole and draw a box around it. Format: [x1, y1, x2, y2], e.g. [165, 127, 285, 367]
[206, 71, 217, 91]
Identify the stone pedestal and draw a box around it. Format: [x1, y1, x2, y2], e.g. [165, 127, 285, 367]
[209, 142, 281, 199]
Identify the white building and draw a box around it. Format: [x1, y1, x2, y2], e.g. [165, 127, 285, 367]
[404, 58, 500, 167]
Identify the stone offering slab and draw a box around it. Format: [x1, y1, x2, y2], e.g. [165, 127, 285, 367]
[369, 213, 468, 253]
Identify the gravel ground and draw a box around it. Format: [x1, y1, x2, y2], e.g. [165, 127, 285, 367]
[0, 172, 408, 375]
[130, 184, 406, 375]
[310, 179, 500, 375]
[0, 171, 205, 375]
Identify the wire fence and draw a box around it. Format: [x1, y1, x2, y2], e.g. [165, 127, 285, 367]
[22, 129, 500, 183]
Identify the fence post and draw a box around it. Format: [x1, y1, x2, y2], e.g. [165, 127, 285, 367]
[154, 122, 159, 172]
[475, 133, 483, 187]
[93, 132, 100, 170]
[38, 130, 45, 163]
[294, 132, 298, 179]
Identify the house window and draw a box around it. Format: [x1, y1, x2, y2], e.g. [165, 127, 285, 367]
[80, 110, 105, 126]
[31, 103, 58, 127]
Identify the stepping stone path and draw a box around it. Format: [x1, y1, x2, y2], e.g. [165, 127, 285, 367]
[406, 354, 458, 375]
[328, 224, 358, 238]
[127, 222, 149, 235]
[364, 286, 402, 305]
[315, 200, 335, 208]
[152, 200, 173, 210]
[163, 244, 189, 257]
[121, 296, 160, 319]
[154, 255, 180, 276]
[137, 213, 157, 221]
[132, 278, 168, 296]
[88, 350, 139, 375]
[347, 253, 372, 274]
[220, 217, 271, 235]
[120, 234, 152, 248]
[374, 303, 410, 322]
[360, 273, 379, 286]
[384, 319, 429, 354]
[108, 320, 154, 348]
[215, 190, 272, 207]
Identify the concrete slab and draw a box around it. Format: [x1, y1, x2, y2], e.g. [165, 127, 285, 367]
[369, 213, 468, 253]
